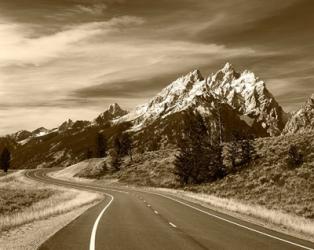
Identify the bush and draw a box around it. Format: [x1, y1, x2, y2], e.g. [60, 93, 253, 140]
[286, 145, 303, 168]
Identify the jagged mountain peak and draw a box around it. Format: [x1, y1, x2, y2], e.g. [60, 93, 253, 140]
[186, 69, 204, 81]
[207, 63, 286, 136]
[283, 93, 314, 134]
[11, 130, 32, 142]
[95, 103, 128, 125]
[307, 94, 314, 105]
[58, 119, 74, 132]
[108, 103, 124, 114]
[163, 69, 204, 93]
[119, 63, 286, 136]
[221, 62, 234, 73]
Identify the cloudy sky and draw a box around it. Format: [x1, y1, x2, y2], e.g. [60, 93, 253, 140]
[0, 0, 313, 135]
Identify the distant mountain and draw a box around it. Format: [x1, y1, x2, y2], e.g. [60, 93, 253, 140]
[11, 130, 32, 142]
[282, 94, 314, 134]
[0, 63, 290, 169]
[32, 127, 50, 137]
[95, 103, 128, 125]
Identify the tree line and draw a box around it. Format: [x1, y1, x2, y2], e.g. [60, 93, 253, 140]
[174, 110, 257, 186]
[86, 131, 133, 172]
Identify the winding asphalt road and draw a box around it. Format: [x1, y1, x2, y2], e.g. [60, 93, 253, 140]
[25, 169, 314, 250]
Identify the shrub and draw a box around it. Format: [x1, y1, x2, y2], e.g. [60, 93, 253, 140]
[286, 145, 304, 168]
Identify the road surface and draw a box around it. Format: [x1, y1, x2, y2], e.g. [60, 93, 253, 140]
[25, 169, 314, 250]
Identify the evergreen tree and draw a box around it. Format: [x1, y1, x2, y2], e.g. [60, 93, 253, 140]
[96, 133, 107, 158]
[120, 132, 133, 161]
[113, 132, 133, 159]
[86, 148, 93, 159]
[174, 135, 194, 185]
[226, 140, 238, 171]
[225, 132, 256, 172]
[1, 147, 11, 173]
[113, 134, 122, 156]
[225, 131, 242, 172]
[109, 149, 121, 171]
[286, 145, 303, 168]
[209, 143, 225, 179]
[174, 110, 224, 185]
[240, 135, 257, 166]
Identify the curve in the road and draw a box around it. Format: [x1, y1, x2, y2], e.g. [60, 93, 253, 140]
[90, 193, 114, 250]
[25, 169, 314, 250]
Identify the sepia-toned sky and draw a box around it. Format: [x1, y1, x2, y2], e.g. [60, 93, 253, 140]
[0, 0, 313, 134]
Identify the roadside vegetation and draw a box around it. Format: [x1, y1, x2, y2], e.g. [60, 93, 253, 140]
[154, 188, 314, 239]
[48, 110, 314, 239]
[0, 171, 101, 232]
[1, 147, 11, 173]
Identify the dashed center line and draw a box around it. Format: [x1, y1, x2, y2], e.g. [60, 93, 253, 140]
[154, 210, 159, 214]
[147, 204, 151, 207]
[169, 222, 177, 228]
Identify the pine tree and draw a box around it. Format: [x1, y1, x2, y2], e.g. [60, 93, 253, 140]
[240, 135, 256, 167]
[110, 149, 121, 171]
[209, 143, 225, 179]
[286, 145, 303, 168]
[225, 131, 242, 172]
[174, 110, 224, 185]
[86, 148, 93, 159]
[1, 147, 11, 173]
[113, 134, 122, 156]
[113, 132, 133, 158]
[174, 135, 194, 185]
[96, 133, 107, 158]
[120, 132, 133, 161]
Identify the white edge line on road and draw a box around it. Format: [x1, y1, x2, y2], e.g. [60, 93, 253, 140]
[90, 194, 114, 250]
[142, 191, 314, 250]
[169, 222, 177, 228]
[26, 170, 313, 250]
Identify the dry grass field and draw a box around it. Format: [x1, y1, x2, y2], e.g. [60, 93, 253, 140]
[154, 187, 314, 240]
[51, 132, 314, 239]
[0, 171, 102, 232]
[0, 188, 53, 216]
[191, 132, 314, 219]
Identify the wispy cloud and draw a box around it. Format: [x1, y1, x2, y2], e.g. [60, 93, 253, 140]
[0, 16, 145, 66]
[0, 0, 313, 134]
[76, 3, 108, 15]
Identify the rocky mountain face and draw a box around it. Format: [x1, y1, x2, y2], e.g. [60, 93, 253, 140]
[1, 63, 290, 169]
[119, 63, 287, 137]
[11, 130, 32, 142]
[208, 63, 287, 136]
[95, 103, 129, 125]
[282, 94, 314, 134]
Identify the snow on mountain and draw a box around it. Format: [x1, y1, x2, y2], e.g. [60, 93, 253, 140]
[58, 119, 74, 132]
[95, 103, 129, 125]
[208, 62, 287, 136]
[118, 63, 286, 136]
[282, 94, 314, 134]
[117, 69, 217, 131]
[32, 127, 50, 137]
[11, 130, 32, 142]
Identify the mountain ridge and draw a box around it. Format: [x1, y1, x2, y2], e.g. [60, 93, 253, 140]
[283, 94, 314, 134]
[115, 62, 287, 137]
[2, 62, 312, 169]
